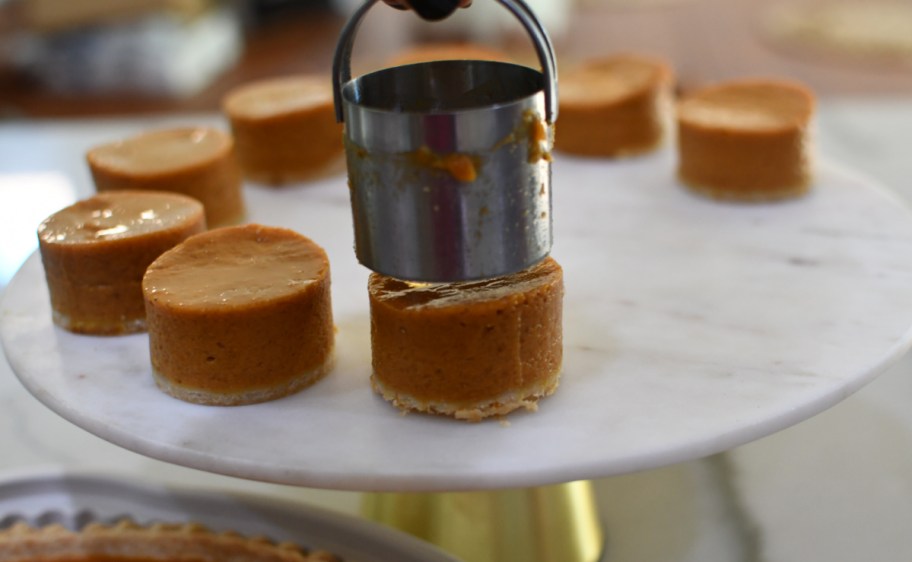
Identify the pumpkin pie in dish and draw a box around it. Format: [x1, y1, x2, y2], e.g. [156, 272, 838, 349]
[87, 127, 245, 227]
[0, 520, 340, 561]
[142, 224, 334, 406]
[37, 190, 205, 335]
[369, 256, 563, 422]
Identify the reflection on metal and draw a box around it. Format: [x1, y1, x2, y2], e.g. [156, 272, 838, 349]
[332, 0, 558, 282]
[362, 480, 605, 562]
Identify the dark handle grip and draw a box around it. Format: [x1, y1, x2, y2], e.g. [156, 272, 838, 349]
[407, 0, 462, 20]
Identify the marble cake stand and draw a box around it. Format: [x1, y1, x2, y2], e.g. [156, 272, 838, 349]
[4, 151, 912, 561]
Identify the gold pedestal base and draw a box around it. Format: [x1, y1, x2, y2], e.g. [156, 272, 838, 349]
[362, 481, 604, 562]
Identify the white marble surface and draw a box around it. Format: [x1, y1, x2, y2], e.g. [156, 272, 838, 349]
[1, 100, 912, 560]
[5, 143, 912, 492]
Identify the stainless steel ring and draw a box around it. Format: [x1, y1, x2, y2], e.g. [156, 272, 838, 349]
[330, 0, 559, 281]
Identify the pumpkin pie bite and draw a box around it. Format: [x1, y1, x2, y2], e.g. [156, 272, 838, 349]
[37, 191, 206, 335]
[223, 75, 343, 185]
[0, 520, 340, 562]
[676, 79, 815, 201]
[142, 224, 334, 406]
[87, 127, 245, 227]
[556, 54, 674, 157]
[369, 256, 564, 422]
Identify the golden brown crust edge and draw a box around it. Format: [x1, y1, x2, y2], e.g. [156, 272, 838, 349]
[679, 176, 813, 202]
[153, 348, 336, 406]
[0, 520, 341, 562]
[370, 368, 562, 422]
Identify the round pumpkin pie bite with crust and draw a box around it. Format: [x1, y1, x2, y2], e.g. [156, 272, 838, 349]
[87, 127, 245, 227]
[142, 224, 334, 406]
[0, 520, 340, 562]
[369, 256, 564, 422]
[556, 54, 674, 157]
[223, 75, 344, 186]
[676, 78, 816, 201]
[37, 190, 206, 335]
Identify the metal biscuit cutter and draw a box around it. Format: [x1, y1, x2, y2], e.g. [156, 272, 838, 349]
[332, 0, 558, 282]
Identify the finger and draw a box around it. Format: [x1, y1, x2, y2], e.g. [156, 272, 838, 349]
[408, 0, 461, 20]
[385, 0, 470, 12]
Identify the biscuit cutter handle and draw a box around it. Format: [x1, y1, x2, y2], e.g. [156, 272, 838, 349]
[332, 0, 558, 124]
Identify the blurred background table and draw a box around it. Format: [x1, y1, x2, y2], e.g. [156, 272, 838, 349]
[1, 0, 911, 118]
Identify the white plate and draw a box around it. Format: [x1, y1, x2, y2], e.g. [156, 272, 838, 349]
[0, 469, 458, 562]
[4, 151, 912, 491]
